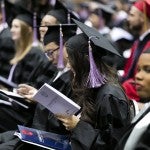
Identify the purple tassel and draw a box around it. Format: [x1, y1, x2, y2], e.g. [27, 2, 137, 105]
[32, 12, 38, 47]
[1, 0, 6, 24]
[86, 39, 106, 88]
[67, 12, 71, 24]
[57, 24, 64, 70]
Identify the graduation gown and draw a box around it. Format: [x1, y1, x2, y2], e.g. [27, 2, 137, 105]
[27, 60, 57, 89]
[70, 83, 131, 150]
[12, 70, 72, 150]
[31, 70, 72, 133]
[0, 26, 15, 78]
[11, 46, 49, 86]
[0, 47, 50, 132]
[121, 33, 150, 101]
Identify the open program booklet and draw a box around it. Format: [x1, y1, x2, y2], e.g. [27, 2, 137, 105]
[33, 83, 81, 116]
[15, 125, 71, 150]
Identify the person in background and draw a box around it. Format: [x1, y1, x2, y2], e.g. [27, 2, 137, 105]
[0, 8, 49, 132]
[115, 48, 150, 150]
[0, 0, 15, 88]
[55, 19, 131, 150]
[121, 0, 150, 101]
[9, 10, 48, 86]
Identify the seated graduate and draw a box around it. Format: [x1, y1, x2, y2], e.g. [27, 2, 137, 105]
[53, 19, 131, 150]
[0, 24, 77, 150]
[13, 19, 131, 150]
[9, 8, 49, 87]
[0, 7, 51, 132]
[115, 48, 150, 150]
[0, 24, 77, 132]
[0, 1, 50, 90]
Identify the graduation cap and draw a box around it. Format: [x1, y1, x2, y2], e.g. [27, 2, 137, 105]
[50, 0, 80, 24]
[133, 0, 150, 18]
[67, 19, 120, 88]
[133, 0, 150, 30]
[43, 24, 77, 70]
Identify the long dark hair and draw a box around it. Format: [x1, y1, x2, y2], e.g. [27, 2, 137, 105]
[65, 33, 120, 125]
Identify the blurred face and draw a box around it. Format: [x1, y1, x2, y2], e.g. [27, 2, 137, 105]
[39, 15, 58, 42]
[135, 53, 150, 99]
[10, 19, 21, 41]
[44, 42, 59, 65]
[88, 13, 101, 29]
[127, 6, 143, 34]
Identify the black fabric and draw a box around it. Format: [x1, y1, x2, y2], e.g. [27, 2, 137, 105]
[0, 104, 35, 133]
[0, 27, 15, 78]
[11, 46, 49, 86]
[0, 46, 49, 132]
[27, 60, 57, 89]
[0, 79, 130, 150]
[70, 83, 131, 150]
[31, 70, 72, 133]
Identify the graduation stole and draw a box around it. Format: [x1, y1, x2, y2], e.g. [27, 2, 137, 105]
[125, 33, 150, 80]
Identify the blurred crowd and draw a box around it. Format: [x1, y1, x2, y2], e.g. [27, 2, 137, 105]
[0, 0, 149, 150]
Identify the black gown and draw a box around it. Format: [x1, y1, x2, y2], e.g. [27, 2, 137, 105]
[0, 70, 72, 150]
[0, 81, 131, 150]
[0, 27, 15, 78]
[11, 46, 50, 86]
[13, 83, 131, 150]
[70, 83, 131, 150]
[0, 46, 52, 132]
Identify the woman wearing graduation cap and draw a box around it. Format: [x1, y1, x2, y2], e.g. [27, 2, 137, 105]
[9, 8, 49, 86]
[55, 19, 131, 150]
[0, 7, 50, 132]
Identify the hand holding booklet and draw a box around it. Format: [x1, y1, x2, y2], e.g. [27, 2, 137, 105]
[15, 125, 71, 150]
[33, 83, 81, 116]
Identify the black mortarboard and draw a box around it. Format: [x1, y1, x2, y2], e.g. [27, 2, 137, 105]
[43, 24, 77, 70]
[44, 24, 77, 45]
[67, 19, 120, 88]
[92, 3, 115, 26]
[51, 0, 80, 24]
[72, 19, 120, 57]
[1, 0, 41, 27]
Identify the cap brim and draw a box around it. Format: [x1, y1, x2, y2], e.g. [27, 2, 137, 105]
[72, 19, 121, 57]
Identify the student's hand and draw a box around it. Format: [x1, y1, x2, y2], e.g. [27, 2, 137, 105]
[17, 84, 37, 101]
[55, 114, 80, 131]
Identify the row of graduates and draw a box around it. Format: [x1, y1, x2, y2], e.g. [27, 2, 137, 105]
[0, 0, 149, 150]
[0, 0, 131, 150]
